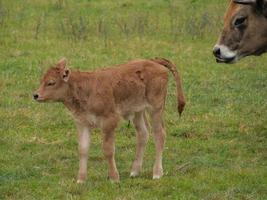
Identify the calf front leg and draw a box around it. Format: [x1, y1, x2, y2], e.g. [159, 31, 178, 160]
[101, 115, 120, 182]
[76, 124, 90, 183]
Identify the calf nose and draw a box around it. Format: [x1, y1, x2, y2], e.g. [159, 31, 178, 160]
[33, 93, 39, 100]
[213, 46, 221, 57]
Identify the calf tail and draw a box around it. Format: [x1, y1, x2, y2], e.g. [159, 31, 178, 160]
[150, 57, 186, 116]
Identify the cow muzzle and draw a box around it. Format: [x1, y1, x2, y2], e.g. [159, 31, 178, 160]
[213, 45, 237, 64]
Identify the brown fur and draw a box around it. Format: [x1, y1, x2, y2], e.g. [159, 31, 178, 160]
[34, 58, 185, 183]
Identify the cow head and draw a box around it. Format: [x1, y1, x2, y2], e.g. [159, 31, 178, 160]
[33, 58, 71, 102]
[213, 0, 267, 63]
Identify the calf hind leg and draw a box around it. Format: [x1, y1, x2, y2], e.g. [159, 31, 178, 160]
[130, 111, 149, 177]
[151, 109, 166, 179]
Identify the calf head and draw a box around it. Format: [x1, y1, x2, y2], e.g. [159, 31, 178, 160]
[213, 0, 267, 63]
[33, 58, 71, 102]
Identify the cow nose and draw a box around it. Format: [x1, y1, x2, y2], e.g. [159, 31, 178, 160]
[33, 94, 39, 100]
[213, 46, 221, 57]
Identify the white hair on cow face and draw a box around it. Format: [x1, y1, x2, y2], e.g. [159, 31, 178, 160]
[216, 45, 236, 58]
[213, 44, 238, 63]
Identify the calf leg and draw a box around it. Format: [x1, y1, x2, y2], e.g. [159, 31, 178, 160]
[151, 109, 166, 179]
[101, 115, 120, 182]
[130, 111, 149, 177]
[76, 124, 90, 183]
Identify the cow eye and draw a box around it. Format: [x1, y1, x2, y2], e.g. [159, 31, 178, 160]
[234, 16, 247, 27]
[47, 81, 56, 86]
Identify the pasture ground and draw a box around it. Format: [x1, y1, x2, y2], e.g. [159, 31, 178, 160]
[0, 0, 266, 199]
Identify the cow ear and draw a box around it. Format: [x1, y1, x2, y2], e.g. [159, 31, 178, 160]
[57, 58, 67, 70]
[62, 68, 71, 82]
[255, 0, 267, 17]
[234, 0, 267, 17]
[261, 0, 267, 17]
[233, 0, 256, 4]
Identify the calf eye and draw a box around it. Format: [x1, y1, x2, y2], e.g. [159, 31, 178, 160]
[47, 81, 56, 86]
[234, 16, 247, 28]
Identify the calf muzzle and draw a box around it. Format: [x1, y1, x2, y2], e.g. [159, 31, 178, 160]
[33, 93, 39, 100]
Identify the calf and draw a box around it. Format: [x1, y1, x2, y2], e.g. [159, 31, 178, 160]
[33, 58, 185, 183]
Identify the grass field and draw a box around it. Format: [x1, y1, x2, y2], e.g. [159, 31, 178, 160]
[0, 0, 266, 199]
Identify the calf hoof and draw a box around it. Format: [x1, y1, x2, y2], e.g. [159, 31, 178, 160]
[108, 172, 120, 183]
[153, 168, 163, 180]
[130, 163, 142, 178]
[110, 178, 120, 183]
[130, 171, 139, 178]
[77, 179, 85, 184]
[77, 173, 86, 184]
[152, 174, 163, 179]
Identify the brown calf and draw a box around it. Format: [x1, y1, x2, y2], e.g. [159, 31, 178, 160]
[213, 0, 267, 63]
[33, 58, 185, 183]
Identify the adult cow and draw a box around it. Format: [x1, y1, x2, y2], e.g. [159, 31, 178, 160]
[213, 0, 267, 63]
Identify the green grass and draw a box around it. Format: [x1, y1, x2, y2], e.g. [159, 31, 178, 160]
[0, 0, 266, 199]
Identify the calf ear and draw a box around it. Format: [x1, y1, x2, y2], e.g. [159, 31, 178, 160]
[62, 68, 71, 82]
[57, 58, 67, 70]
